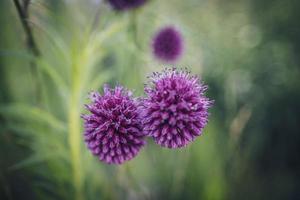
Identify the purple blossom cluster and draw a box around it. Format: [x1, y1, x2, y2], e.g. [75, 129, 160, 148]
[106, 0, 185, 63]
[152, 26, 184, 62]
[107, 0, 147, 11]
[82, 69, 213, 165]
[85, 0, 210, 165]
[82, 86, 146, 164]
[142, 68, 213, 148]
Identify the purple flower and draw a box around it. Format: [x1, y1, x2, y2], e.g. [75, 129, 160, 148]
[82, 85, 146, 164]
[152, 26, 184, 62]
[107, 0, 147, 11]
[142, 68, 213, 148]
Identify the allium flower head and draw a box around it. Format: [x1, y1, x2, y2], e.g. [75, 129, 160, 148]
[142, 68, 213, 148]
[107, 0, 147, 11]
[82, 85, 145, 164]
[152, 26, 184, 62]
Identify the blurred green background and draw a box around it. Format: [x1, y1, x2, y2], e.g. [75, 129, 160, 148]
[1, 0, 300, 199]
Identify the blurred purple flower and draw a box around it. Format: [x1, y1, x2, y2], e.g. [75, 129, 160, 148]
[152, 26, 183, 62]
[107, 0, 147, 11]
[82, 85, 146, 164]
[142, 68, 213, 148]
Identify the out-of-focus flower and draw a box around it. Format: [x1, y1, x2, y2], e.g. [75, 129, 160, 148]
[152, 26, 184, 62]
[82, 85, 145, 164]
[142, 68, 213, 148]
[107, 0, 147, 11]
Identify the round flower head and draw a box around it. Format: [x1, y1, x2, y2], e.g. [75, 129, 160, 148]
[152, 26, 184, 62]
[82, 85, 146, 164]
[107, 0, 147, 11]
[142, 68, 213, 148]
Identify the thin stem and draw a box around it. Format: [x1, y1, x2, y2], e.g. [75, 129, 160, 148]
[125, 12, 142, 91]
[24, 0, 31, 10]
[12, 0, 40, 56]
[130, 11, 141, 49]
[12, 0, 41, 104]
[91, 2, 103, 32]
[170, 149, 191, 199]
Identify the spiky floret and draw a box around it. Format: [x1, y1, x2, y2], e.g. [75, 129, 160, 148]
[107, 0, 147, 11]
[152, 26, 184, 62]
[142, 68, 213, 148]
[82, 85, 145, 164]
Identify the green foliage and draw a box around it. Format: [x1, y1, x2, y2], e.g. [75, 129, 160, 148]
[1, 0, 299, 200]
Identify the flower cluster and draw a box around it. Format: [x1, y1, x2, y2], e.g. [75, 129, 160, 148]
[152, 26, 184, 62]
[83, 69, 213, 165]
[82, 85, 146, 164]
[84, 0, 210, 166]
[106, 0, 185, 63]
[142, 68, 213, 148]
[107, 0, 147, 11]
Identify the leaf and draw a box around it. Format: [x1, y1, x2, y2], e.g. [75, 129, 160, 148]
[89, 69, 112, 91]
[37, 58, 69, 95]
[10, 153, 49, 170]
[0, 104, 67, 133]
[31, 20, 71, 65]
[0, 50, 34, 60]
[90, 19, 127, 50]
[10, 150, 67, 170]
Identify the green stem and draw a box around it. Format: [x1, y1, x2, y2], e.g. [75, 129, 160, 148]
[68, 62, 83, 200]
